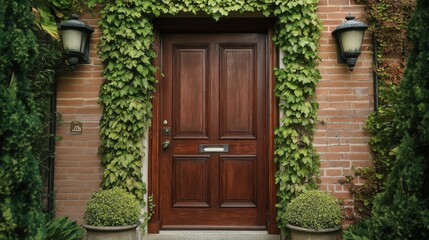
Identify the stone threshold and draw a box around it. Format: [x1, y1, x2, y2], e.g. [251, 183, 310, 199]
[145, 230, 280, 240]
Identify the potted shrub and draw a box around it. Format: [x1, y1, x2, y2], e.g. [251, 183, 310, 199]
[83, 188, 141, 240]
[284, 190, 342, 240]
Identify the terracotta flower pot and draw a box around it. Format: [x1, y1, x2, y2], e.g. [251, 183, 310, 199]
[83, 222, 139, 240]
[286, 224, 341, 240]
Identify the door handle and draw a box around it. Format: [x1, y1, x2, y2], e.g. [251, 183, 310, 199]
[162, 140, 170, 149]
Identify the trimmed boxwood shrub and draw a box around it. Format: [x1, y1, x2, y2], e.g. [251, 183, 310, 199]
[285, 190, 341, 230]
[84, 188, 141, 227]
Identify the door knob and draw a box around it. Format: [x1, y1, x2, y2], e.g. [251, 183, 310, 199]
[162, 140, 170, 149]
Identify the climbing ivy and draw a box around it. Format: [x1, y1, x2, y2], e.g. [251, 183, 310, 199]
[272, 0, 322, 229]
[95, 0, 157, 202]
[90, 0, 322, 229]
[341, 0, 416, 221]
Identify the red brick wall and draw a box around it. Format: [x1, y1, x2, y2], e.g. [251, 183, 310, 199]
[316, 0, 372, 223]
[54, 10, 103, 222]
[54, 1, 372, 224]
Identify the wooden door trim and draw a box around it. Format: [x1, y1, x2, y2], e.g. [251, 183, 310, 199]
[267, 25, 279, 234]
[148, 18, 279, 234]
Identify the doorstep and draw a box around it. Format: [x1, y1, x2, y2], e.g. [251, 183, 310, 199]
[145, 230, 281, 240]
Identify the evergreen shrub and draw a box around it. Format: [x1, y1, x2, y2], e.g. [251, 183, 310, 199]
[284, 190, 341, 230]
[0, 0, 44, 238]
[84, 188, 141, 227]
[343, 0, 429, 238]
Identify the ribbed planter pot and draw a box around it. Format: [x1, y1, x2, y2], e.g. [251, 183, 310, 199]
[83, 222, 139, 240]
[286, 224, 341, 240]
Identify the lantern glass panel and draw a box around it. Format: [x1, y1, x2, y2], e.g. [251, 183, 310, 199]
[80, 32, 88, 53]
[340, 30, 364, 53]
[62, 29, 83, 53]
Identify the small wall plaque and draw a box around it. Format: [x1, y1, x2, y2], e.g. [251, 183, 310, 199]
[70, 121, 82, 135]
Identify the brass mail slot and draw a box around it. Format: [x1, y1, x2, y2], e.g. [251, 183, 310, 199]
[199, 144, 229, 153]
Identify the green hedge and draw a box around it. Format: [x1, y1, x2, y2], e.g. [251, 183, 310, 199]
[0, 0, 45, 238]
[344, 0, 429, 238]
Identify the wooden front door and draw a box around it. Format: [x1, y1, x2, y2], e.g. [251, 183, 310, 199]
[160, 33, 268, 229]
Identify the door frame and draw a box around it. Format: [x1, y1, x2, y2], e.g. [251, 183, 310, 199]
[148, 18, 279, 234]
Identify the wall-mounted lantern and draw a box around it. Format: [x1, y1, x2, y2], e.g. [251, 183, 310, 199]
[332, 14, 368, 71]
[59, 14, 94, 69]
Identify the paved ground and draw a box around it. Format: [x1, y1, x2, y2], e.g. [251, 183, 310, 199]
[145, 230, 281, 240]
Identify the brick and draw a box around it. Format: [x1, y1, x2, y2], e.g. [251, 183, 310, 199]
[325, 169, 342, 176]
[317, 81, 347, 88]
[57, 78, 102, 86]
[328, 0, 351, 6]
[350, 145, 370, 152]
[75, 173, 101, 181]
[328, 88, 354, 95]
[335, 185, 344, 192]
[340, 6, 366, 13]
[55, 173, 75, 181]
[326, 123, 360, 130]
[328, 102, 352, 109]
[328, 145, 351, 152]
[319, 0, 328, 6]
[55, 180, 85, 188]
[332, 192, 353, 200]
[323, 96, 347, 102]
[321, 153, 344, 160]
[57, 91, 100, 99]
[314, 137, 328, 144]
[56, 85, 100, 94]
[319, 177, 343, 184]
[351, 160, 372, 167]
[352, 102, 371, 109]
[317, 6, 341, 12]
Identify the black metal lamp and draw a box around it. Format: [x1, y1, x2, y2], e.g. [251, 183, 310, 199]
[59, 14, 94, 69]
[332, 14, 368, 71]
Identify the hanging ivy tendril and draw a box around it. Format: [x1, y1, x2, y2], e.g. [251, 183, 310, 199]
[88, 0, 322, 228]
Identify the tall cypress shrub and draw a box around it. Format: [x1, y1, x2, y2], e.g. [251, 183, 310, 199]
[344, 0, 429, 239]
[0, 0, 44, 239]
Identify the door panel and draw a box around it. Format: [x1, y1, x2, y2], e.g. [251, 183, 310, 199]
[220, 156, 257, 208]
[220, 45, 256, 139]
[173, 156, 210, 207]
[161, 33, 267, 229]
[172, 45, 209, 139]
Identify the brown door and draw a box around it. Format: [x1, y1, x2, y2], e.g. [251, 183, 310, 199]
[160, 33, 268, 229]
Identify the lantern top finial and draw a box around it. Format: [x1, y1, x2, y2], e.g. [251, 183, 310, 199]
[345, 13, 355, 21]
[58, 14, 94, 33]
[332, 14, 368, 34]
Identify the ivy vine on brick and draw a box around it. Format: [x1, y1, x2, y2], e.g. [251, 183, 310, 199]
[340, 0, 416, 221]
[272, 0, 322, 229]
[89, 0, 322, 228]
